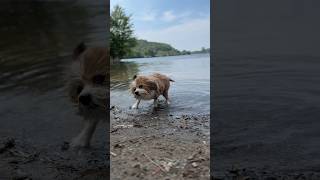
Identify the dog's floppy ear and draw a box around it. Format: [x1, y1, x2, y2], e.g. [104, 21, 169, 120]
[73, 42, 86, 60]
[133, 75, 137, 80]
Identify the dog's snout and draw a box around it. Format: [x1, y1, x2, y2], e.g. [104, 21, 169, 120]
[135, 91, 139, 95]
[79, 94, 91, 105]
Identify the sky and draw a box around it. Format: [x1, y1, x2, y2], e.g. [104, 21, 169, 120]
[110, 0, 210, 51]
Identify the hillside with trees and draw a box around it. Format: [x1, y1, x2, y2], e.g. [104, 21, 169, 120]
[124, 39, 190, 58]
[124, 40, 210, 58]
[190, 47, 210, 54]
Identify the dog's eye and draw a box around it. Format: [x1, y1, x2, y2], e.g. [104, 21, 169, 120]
[138, 85, 143, 88]
[93, 75, 106, 85]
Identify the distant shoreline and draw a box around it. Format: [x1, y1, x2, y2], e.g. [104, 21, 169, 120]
[121, 52, 210, 60]
[121, 39, 210, 60]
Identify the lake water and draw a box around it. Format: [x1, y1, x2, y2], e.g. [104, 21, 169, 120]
[213, 55, 320, 175]
[110, 54, 210, 115]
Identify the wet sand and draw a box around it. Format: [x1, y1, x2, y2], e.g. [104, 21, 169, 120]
[110, 106, 210, 179]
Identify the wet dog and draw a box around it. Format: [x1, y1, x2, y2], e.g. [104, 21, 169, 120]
[66, 42, 108, 148]
[130, 73, 174, 109]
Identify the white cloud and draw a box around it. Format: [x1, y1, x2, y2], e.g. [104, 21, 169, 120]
[138, 12, 156, 22]
[136, 17, 210, 51]
[161, 11, 176, 22]
[138, 10, 192, 23]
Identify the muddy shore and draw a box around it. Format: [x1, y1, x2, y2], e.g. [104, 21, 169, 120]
[110, 106, 210, 180]
[0, 127, 108, 180]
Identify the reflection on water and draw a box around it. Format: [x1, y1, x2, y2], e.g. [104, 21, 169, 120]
[111, 54, 210, 115]
[0, 1, 107, 146]
[0, 0, 106, 92]
[110, 62, 140, 90]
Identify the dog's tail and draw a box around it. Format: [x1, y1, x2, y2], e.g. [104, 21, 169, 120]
[163, 73, 174, 82]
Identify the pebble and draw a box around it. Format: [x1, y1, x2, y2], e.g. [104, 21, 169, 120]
[192, 162, 198, 167]
[187, 155, 194, 160]
[133, 164, 141, 169]
[114, 143, 124, 148]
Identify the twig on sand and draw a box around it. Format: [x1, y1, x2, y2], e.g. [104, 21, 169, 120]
[110, 124, 134, 133]
[143, 153, 166, 172]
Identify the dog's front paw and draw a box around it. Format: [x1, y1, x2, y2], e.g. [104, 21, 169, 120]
[153, 101, 159, 108]
[131, 104, 138, 109]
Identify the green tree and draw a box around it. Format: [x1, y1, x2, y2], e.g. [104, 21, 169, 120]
[110, 5, 137, 60]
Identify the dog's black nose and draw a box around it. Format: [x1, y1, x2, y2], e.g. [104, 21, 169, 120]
[79, 94, 91, 105]
[135, 91, 139, 95]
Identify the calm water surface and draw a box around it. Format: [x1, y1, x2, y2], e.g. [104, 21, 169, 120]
[111, 54, 210, 115]
[0, 0, 107, 146]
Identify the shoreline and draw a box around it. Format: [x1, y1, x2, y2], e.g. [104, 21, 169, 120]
[120, 53, 210, 61]
[110, 106, 210, 179]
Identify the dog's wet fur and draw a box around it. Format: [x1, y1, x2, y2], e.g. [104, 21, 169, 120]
[66, 42, 108, 148]
[130, 73, 174, 109]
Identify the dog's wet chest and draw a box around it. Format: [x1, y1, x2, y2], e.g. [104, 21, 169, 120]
[137, 90, 157, 100]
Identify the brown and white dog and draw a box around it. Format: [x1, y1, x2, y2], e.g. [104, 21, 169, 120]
[66, 42, 108, 148]
[130, 73, 174, 109]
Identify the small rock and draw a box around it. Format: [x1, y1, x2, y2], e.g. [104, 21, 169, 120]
[114, 143, 124, 148]
[187, 155, 194, 160]
[191, 162, 198, 167]
[143, 166, 148, 171]
[133, 164, 141, 169]
[133, 124, 143, 128]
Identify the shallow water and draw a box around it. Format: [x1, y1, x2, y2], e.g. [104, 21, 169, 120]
[110, 54, 210, 115]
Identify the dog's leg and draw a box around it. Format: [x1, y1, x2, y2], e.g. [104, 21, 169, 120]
[71, 118, 99, 148]
[132, 99, 140, 109]
[153, 98, 159, 107]
[163, 90, 170, 105]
